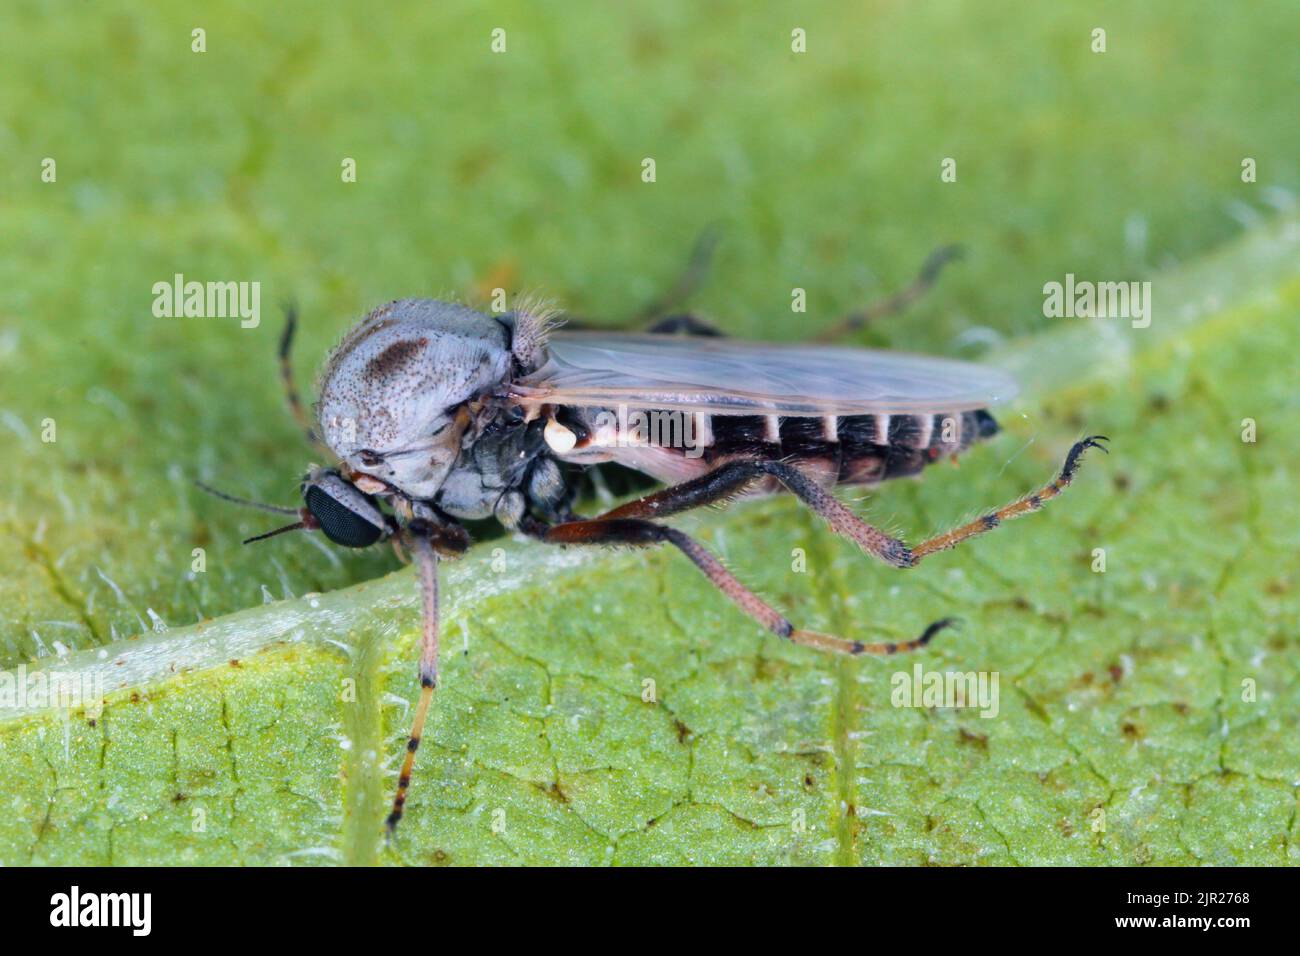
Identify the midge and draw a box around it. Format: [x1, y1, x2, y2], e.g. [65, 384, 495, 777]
[201, 261, 1107, 834]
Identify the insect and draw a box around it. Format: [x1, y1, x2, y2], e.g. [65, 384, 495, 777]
[200, 256, 1107, 835]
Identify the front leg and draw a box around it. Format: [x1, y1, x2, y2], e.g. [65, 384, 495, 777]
[385, 517, 461, 834]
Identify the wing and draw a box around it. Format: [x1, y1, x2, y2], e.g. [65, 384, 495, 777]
[510, 332, 1017, 416]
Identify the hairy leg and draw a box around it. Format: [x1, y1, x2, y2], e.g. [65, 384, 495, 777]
[385, 528, 441, 834]
[909, 435, 1109, 561]
[596, 436, 1110, 568]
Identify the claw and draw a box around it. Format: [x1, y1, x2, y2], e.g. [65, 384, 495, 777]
[917, 617, 958, 646]
[1063, 434, 1111, 479]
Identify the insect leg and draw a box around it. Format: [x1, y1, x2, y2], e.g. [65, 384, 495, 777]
[598, 458, 914, 568]
[278, 304, 334, 455]
[564, 313, 723, 336]
[813, 244, 964, 341]
[385, 528, 440, 834]
[600, 438, 1108, 569]
[643, 314, 726, 337]
[909, 435, 1109, 563]
[531, 516, 950, 655]
[556, 221, 725, 338]
[596, 459, 776, 519]
[633, 221, 725, 324]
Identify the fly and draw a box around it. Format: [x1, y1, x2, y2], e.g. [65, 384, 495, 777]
[199, 256, 1108, 835]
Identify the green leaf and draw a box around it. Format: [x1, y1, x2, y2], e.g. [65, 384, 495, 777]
[2, 3, 1298, 865]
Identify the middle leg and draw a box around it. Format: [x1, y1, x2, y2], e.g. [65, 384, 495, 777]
[595, 457, 912, 566]
[524, 515, 951, 655]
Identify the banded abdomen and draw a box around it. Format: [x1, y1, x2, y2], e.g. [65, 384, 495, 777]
[550, 406, 1001, 491]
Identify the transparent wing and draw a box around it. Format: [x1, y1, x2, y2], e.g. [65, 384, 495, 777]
[511, 332, 1017, 416]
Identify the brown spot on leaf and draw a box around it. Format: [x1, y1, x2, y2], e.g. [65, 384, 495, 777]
[537, 780, 570, 804]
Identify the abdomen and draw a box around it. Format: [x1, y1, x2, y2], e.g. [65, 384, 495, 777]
[553, 407, 1001, 491]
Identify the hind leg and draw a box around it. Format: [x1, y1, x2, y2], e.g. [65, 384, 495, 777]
[594, 436, 1110, 568]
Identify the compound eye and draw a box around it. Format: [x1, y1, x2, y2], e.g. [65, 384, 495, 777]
[304, 484, 384, 548]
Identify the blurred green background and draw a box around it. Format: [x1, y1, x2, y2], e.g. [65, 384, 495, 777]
[0, 1, 1297, 864]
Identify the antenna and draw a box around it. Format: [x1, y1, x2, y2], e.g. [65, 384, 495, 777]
[242, 521, 307, 545]
[194, 480, 299, 516]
